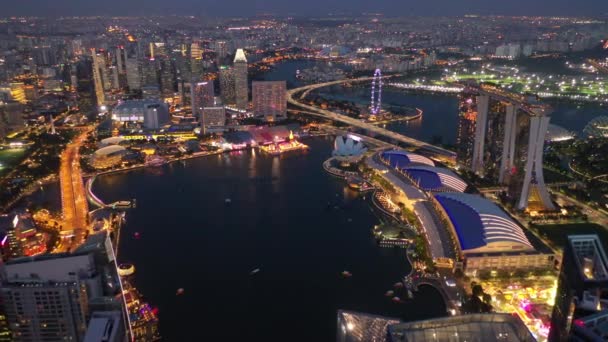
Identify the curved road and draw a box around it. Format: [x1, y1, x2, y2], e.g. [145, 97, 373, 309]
[287, 77, 456, 158]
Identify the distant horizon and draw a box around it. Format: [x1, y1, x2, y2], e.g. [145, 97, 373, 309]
[3, 0, 608, 18]
[2, 13, 608, 19]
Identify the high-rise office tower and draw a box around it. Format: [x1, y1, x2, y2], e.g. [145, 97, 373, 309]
[114, 46, 128, 89]
[214, 41, 228, 63]
[91, 49, 107, 106]
[125, 57, 141, 90]
[1, 254, 96, 341]
[149, 42, 166, 59]
[219, 66, 235, 105]
[190, 58, 204, 82]
[191, 81, 215, 118]
[456, 89, 479, 168]
[201, 106, 226, 134]
[252, 81, 286, 122]
[233, 49, 248, 111]
[0, 233, 126, 342]
[141, 58, 159, 87]
[549, 235, 608, 342]
[190, 42, 203, 60]
[159, 58, 174, 98]
[458, 85, 554, 211]
[109, 65, 120, 90]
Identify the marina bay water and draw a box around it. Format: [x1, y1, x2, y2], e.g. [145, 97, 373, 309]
[92, 137, 447, 340]
[262, 60, 608, 144]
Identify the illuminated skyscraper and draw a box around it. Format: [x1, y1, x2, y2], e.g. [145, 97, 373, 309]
[233, 49, 248, 111]
[191, 81, 215, 118]
[252, 81, 286, 122]
[458, 85, 554, 211]
[91, 49, 107, 106]
[456, 89, 479, 168]
[219, 66, 235, 105]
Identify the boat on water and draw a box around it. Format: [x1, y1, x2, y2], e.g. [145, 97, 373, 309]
[385, 290, 394, 297]
[250, 268, 260, 275]
[392, 297, 401, 303]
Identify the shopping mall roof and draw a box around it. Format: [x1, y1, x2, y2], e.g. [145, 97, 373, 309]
[434, 192, 533, 253]
[380, 150, 435, 168]
[404, 165, 467, 192]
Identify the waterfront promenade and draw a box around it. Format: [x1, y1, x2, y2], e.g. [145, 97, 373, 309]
[366, 152, 455, 260]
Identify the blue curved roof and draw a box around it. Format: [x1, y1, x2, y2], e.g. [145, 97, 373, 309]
[380, 150, 435, 169]
[434, 193, 532, 252]
[404, 166, 467, 192]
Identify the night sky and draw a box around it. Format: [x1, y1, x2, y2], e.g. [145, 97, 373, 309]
[4, 0, 608, 17]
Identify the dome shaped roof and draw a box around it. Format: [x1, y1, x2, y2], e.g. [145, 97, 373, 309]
[583, 116, 608, 138]
[332, 136, 367, 160]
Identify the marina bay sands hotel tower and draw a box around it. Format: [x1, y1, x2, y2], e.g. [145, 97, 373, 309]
[456, 84, 555, 212]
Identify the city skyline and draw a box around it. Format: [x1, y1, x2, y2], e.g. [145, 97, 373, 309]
[4, 0, 608, 17]
[0, 4, 607, 341]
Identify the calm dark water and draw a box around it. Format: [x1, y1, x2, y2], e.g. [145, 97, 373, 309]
[93, 138, 446, 341]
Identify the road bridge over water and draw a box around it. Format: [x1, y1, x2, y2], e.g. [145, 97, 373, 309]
[287, 77, 456, 159]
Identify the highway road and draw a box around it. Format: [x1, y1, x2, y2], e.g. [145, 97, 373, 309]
[59, 127, 92, 244]
[287, 77, 456, 158]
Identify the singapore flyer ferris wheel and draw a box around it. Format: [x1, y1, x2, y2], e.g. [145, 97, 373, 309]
[370, 68, 382, 115]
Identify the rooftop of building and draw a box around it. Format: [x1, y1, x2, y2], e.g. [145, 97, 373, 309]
[388, 313, 536, 342]
[113, 99, 165, 112]
[404, 165, 468, 192]
[336, 310, 400, 342]
[234, 48, 247, 63]
[84, 311, 123, 342]
[434, 192, 534, 253]
[380, 149, 435, 168]
[5, 252, 95, 282]
[568, 235, 608, 282]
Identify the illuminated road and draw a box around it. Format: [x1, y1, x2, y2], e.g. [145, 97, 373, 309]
[60, 127, 91, 237]
[287, 77, 456, 158]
